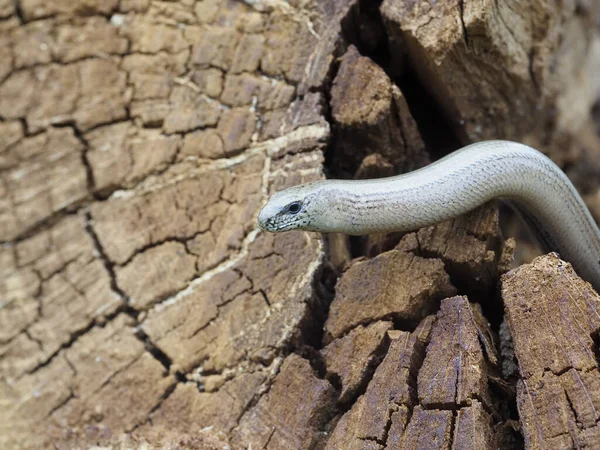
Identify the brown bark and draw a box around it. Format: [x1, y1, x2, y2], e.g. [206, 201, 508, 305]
[1, 0, 600, 449]
[503, 254, 600, 448]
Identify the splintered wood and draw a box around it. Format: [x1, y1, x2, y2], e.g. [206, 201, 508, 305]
[503, 253, 600, 448]
[324, 297, 501, 449]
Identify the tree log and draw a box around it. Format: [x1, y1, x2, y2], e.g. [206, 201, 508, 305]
[1, 0, 600, 449]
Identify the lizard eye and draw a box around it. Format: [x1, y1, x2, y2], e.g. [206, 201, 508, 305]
[287, 202, 302, 214]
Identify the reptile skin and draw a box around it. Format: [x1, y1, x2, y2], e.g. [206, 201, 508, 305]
[258, 141, 600, 290]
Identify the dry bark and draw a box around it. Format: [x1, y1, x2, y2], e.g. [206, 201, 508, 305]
[503, 254, 600, 448]
[1, 0, 600, 449]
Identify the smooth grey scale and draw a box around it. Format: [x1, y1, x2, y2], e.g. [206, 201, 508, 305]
[258, 140, 600, 291]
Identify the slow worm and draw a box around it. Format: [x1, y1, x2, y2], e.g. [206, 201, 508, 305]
[258, 140, 600, 291]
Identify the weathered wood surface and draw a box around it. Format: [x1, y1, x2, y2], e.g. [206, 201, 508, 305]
[504, 254, 600, 448]
[1, 0, 600, 449]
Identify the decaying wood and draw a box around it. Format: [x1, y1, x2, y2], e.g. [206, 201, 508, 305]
[330, 45, 429, 176]
[503, 254, 600, 448]
[1, 0, 600, 449]
[324, 298, 508, 449]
